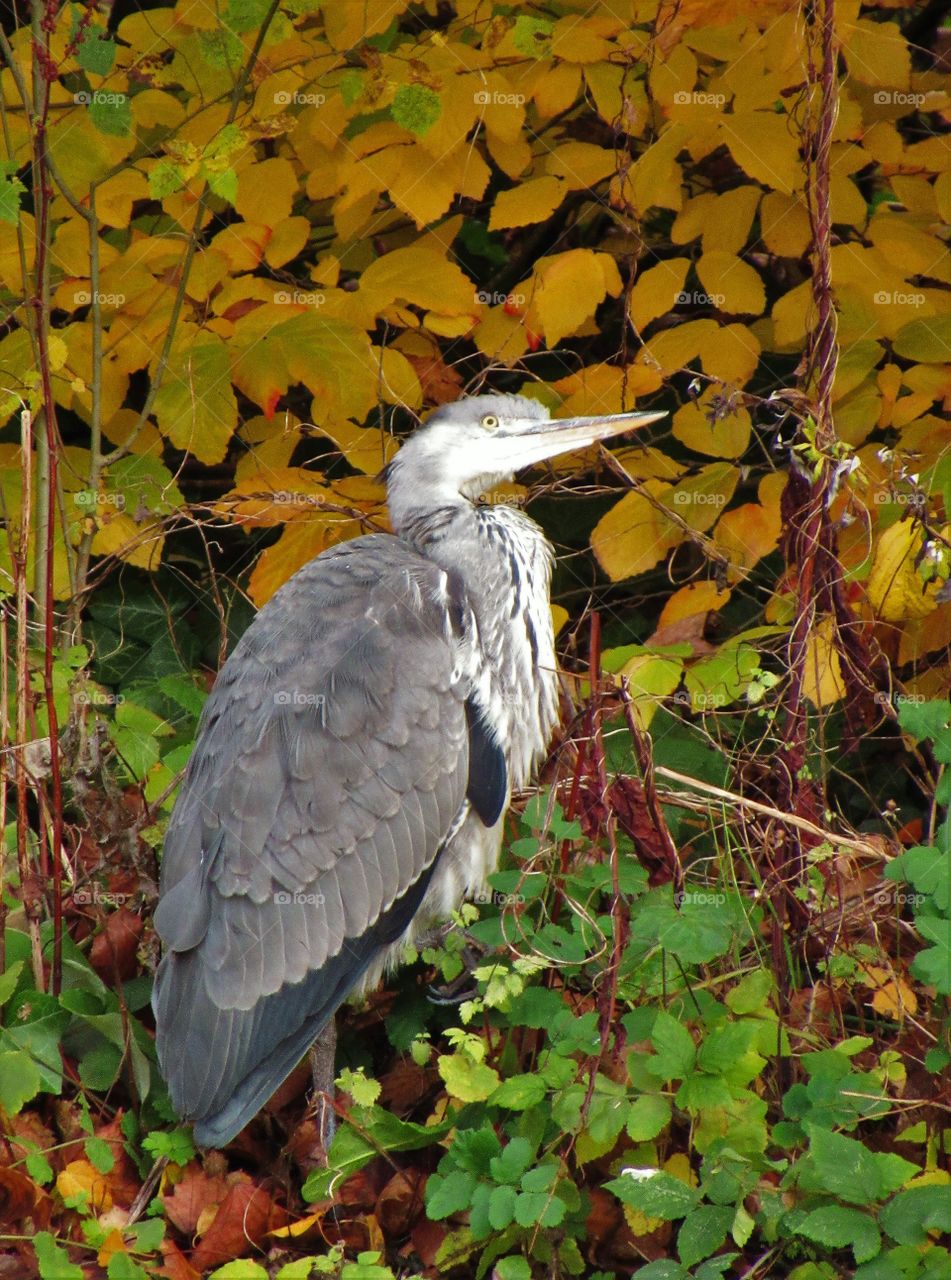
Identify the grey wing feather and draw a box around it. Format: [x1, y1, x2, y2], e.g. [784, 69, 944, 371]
[152, 535, 472, 1145]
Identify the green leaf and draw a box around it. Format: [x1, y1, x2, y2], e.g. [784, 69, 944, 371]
[148, 159, 184, 200]
[206, 166, 238, 204]
[605, 1170, 701, 1220]
[627, 1093, 672, 1140]
[805, 1127, 919, 1204]
[209, 1264, 268, 1280]
[649, 1012, 697, 1080]
[879, 1185, 951, 1245]
[491, 1073, 547, 1110]
[725, 970, 774, 1015]
[427, 1169, 477, 1219]
[0, 1049, 42, 1114]
[221, 0, 271, 32]
[488, 1183, 517, 1230]
[85, 1136, 116, 1174]
[678, 1205, 734, 1268]
[512, 15, 554, 57]
[108, 1256, 150, 1280]
[142, 1127, 196, 1165]
[76, 30, 116, 76]
[89, 91, 131, 137]
[897, 698, 951, 745]
[892, 317, 951, 363]
[0, 166, 27, 226]
[391, 84, 441, 136]
[495, 1259, 531, 1280]
[438, 1053, 499, 1102]
[0, 959, 24, 1008]
[795, 1206, 881, 1264]
[490, 1138, 534, 1185]
[33, 1232, 84, 1280]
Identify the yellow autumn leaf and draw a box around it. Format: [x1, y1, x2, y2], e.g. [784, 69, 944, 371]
[152, 337, 237, 464]
[702, 186, 762, 255]
[862, 965, 918, 1018]
[359, 248, 478, 320]
[666, 462, 740, 533]
[628, 258, 691, 332]
[530, 249, 621, 348]
[265, 216, 311, 269]
[91, 511, 163, 571]
[842, 18, 910, 87]
[489, 176, 565, 232]
[532, 63, 581, 119]
[760, 191, 812, 258]
[97, 1229, 128, 1268]
[718, 112, 802, 196]
[673, 399, 752, 459]
[591, 480, 681, 581]
[546, 142, 616, 190]
[57, 1160, 112, 1212]
[714, 474, 785, 577]
[551, 604, 569, 637]
[248, 515, 365, 606]
[696, 251, 765, 315]
[95, 169, 150, 228]
[310, 417, 399, 477]
[270, 1212, 324, 1239]
[617, 123, 687, 214]
[867, 520, 941, 622]
[802, 617, 847, 708]
[658, 582, 731, 627]
[618, 653, 684, 728]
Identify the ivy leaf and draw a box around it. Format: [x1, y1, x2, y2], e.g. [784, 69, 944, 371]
[391, 84, 441, 136]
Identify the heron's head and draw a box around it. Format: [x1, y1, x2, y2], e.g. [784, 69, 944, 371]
[384, 393, 665, 529]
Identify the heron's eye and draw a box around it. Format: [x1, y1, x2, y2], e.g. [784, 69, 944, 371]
[481, 414, 499, 431]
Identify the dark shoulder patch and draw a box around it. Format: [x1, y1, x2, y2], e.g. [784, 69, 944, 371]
[465, 699, 507, 827]
[445, 569, 469, 638]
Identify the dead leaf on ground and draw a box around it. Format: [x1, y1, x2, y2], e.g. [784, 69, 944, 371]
[90, 905, 144, 983]
[163, 1166, 230, 1236]
[188, 1174, 287, 1272]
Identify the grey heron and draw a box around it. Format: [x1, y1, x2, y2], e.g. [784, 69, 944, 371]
[152, 392, 664, 1147]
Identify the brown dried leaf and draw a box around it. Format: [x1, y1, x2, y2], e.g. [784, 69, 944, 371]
[188, 1175, 286, 1272]
[90, 906, 144, 983]
[376, 1169, 424, 1238]
[164, 1168, 230, 1236]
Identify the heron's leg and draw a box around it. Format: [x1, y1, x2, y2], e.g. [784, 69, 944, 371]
[309, 1018, 337, 1154]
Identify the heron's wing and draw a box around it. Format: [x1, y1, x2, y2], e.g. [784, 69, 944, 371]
[152, 535, 499, 1146]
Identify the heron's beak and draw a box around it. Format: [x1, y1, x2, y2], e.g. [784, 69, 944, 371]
[496, 409, 667, 470]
